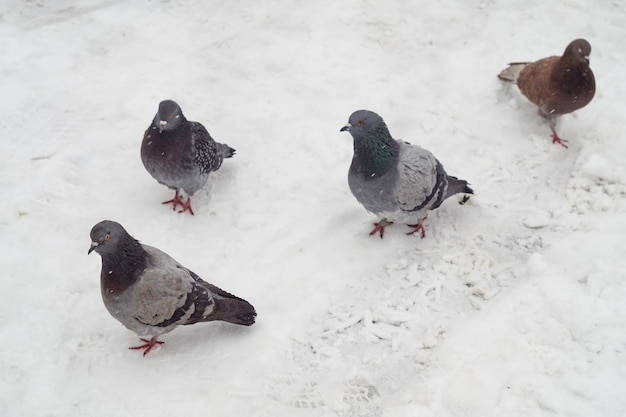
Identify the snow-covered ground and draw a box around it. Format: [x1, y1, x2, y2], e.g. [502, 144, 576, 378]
[1, 1, 625, 416]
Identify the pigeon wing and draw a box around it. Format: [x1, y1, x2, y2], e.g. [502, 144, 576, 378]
[133, 266, 214, 328]
[395, 142, 445, 213]
[191, 122, 223, 174]
[516, 56, 559, 109]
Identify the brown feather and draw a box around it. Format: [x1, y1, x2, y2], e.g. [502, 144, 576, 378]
[516, 39, 595, 119]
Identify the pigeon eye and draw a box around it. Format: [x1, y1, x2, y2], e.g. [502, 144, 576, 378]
[357, 120, 364, 126]
[105, 234, 111, 241]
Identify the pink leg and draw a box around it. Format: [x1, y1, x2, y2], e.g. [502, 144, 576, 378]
[162, 190, 185, 211]
[550, 128, 569, 149]
[406, 216, 428, 238]
[129, 337, 164, 356]
[177, 197, 195, 216]
[369, 219, 393, 239]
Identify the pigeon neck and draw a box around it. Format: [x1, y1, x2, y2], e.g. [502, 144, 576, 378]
[153, 114, 186, 132]
[352, 131, 398, 177]
[100, 238, 148, 295]
[553, 58, 593, 95]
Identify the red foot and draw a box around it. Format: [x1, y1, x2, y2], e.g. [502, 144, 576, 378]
[162, 190, 185, 211]
[369, 219, 393, 239]
[406, 216, 428, 238]
[178, 197, 195, 216]
[129, 337, 164, 356]
[162, 191, 195, 215]
[550, 129, 569, 149]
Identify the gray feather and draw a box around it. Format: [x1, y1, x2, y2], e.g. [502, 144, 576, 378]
[89, 220, 256, 344]
[141, 100, 235, 197]
[342, 110, 473, 230]
[497, 62, 530, 83]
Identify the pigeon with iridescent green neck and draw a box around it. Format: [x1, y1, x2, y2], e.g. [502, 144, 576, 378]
[340, 110, 473, 238]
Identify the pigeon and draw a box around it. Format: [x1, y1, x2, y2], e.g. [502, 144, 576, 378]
[88, 220, 256, 355]
[340, 110, 473, 239]
[498, 39, 595, 148]
[141, 99, 236, 215]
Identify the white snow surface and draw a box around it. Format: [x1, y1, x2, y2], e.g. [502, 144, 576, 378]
[1, 1, 625, 416]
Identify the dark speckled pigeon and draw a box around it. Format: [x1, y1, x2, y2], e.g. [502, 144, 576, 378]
[141, 100, 235, 215]
[340, 110, 473, 239]
[88, 220, 256, 355]
[498, 39, 595, 148]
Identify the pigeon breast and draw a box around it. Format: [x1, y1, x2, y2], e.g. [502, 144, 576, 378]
[141, 122, 210, 196]
[517, 39, 595, 117]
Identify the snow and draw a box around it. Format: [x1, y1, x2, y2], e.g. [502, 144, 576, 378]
[1, 0, 625, 416]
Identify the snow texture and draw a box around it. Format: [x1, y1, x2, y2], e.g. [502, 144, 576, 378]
[1, 1, 625, 416]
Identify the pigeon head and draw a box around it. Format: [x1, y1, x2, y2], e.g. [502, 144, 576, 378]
[89, 220, 130, 256]
[564, 39, 592, 65]
[153, 100, 184, 133]
[340, 110, 389, 138]
[341, 110, 398, 177]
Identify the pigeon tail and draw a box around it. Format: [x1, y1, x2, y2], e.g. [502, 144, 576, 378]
[497, 62, 530, 83]
[184, 270, 256, 326]
[211, 297, 257, 326]
[217, 143, 236, 159]
[199, 280, 256, 326]
[445, 176, 474, 200]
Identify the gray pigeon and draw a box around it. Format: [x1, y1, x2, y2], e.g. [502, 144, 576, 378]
[141, 99, 235, 215]
[340, 110, 473, 238]
[498, 39, 595, 148]
[88, 220, 256, 355]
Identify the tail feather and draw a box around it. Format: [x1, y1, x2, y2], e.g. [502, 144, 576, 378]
[445, 175, 474, 200]
[211, 297, 257, 326]
[186, 271, 256, 326]
[217, 143, 236, 159]
[497, 62, 530, 83]
[204, 282, 256, 326]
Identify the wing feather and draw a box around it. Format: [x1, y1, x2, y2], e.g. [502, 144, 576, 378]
[395, 142, 440, 212]
[132, 267, 194, 326]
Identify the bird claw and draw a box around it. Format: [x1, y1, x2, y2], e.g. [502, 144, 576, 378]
[550, 130, 569, 149]
[369, 219, 393, 239]
[162, 191, 194, 215]
[129, 337, 164, 356]
[406, 216, 428, 238]
[162, 190, 185, 211]
[176, 197, 195, 216]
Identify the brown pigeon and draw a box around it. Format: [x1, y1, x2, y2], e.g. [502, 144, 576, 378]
[498, 39, 595, 148]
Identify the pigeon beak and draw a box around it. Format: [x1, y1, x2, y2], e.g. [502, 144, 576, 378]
[340, 123, 351, 132]
[158, 120, 167, 133]
[88, 241, 98, 255]
[584, 55, 590, 64]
